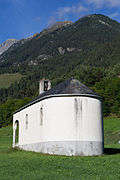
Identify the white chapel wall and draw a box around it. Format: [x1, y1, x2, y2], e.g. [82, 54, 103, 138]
[13, 96, 103, 147]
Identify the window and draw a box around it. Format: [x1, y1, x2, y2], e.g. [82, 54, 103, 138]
[40, 106, 43, 126]
[39, 79, 51, 94]
[44, 81, 48, 91]
[26, 114, 28, 129]
[15, 120, 19, 144]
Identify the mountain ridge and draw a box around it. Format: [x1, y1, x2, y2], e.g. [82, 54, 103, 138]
[1, 14, 120, 71]
[0, 20, 73, 58]
[0, 39, 18, 55]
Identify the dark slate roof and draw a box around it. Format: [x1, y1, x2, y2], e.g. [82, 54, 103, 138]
[37, 77, 99, 97]
[14, 78, 102, 114]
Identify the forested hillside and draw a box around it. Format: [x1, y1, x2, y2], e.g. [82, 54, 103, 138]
[0, 14, 120, 127]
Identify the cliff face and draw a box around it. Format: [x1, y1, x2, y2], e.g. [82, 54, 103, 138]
[0, 39, 18, 55]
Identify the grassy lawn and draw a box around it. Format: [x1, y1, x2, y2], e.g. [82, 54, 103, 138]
[0, 73, 23, 89]
[0, 118, 120, 180]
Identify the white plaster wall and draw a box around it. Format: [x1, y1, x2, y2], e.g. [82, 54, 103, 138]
[13, 101, 44, 145]
[13, 96, 103, 146]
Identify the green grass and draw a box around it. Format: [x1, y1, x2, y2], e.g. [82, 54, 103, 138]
[0, 73, 23, 89]
[0, 118, 120, 180]
[104, 117, 120, 146]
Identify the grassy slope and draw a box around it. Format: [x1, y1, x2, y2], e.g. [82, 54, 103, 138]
[0, 118, 120, 180]
[0, 73, 22, 89]
[104, 117, 120, 146]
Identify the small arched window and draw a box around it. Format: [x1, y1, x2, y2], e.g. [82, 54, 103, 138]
[15, 120, 19, 144]
[40, 106, 43, 126]
[44, 81, 48, 91]
[25, 114, 28, 129]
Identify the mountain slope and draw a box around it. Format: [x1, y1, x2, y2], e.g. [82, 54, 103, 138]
[1, 14, 120, 74]
[0, 39, 18, 55]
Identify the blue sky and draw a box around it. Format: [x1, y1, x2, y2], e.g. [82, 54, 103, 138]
[0, 0, 120, 43]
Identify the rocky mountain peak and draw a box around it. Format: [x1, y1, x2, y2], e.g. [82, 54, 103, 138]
[0, 39, 18, 55]
[26, 33, 39, 40]
[48, 21, 73, 29]
[38, 20, 73, 38]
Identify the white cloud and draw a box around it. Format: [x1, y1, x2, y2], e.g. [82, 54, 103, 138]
[107, 0, 120, 7]
[87, 0, 120, 8]
[87, 0, 105, 8]
[47, 16, 57, 27]
[57, 7, 71, 19]
[56, 3, 88, 19]
[47, 3, 88, 27]
[72, 4, 88, 14]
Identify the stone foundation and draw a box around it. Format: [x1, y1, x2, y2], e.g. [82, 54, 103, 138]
[18, 141, 104, 156]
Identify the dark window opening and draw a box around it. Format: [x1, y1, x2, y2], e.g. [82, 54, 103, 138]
[26, 114, 28, 129]
[40, 107, 43, 126]
[15, 120, 19, 144]
[44, 81, 48, 91]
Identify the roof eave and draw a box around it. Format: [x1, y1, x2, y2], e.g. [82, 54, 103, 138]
[13, 93, 103, 115]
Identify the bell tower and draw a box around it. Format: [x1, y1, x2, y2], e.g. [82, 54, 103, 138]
[39, 79, 51, 94]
